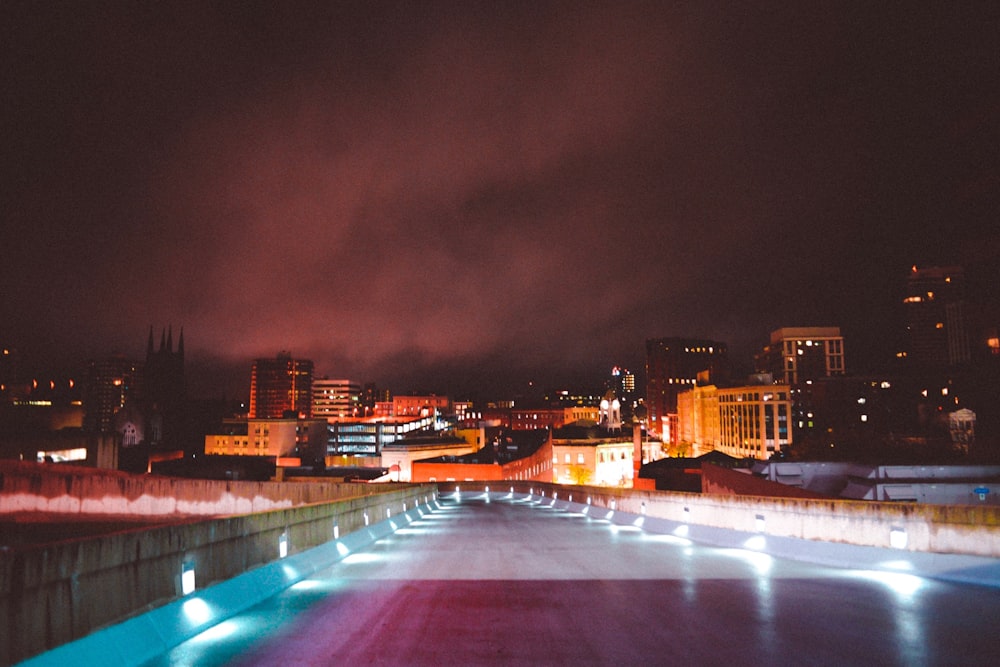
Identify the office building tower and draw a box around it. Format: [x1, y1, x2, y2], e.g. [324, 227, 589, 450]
[249, 353, 314, 419]
[902, 265, 970, 369]
[755, 327, 846, 385]
[645, 338, 728, 441]
[312, 378, 362, 420]
[83, 355, 141, 434]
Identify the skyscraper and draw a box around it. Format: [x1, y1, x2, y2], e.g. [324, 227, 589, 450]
[645, 338, 728, 441]
[754, 327, 845, 451]
[249, 353, 314, 419]
[755, 327, 846, 384]
[902, 265, 970, 369]
[83, 355, 141, 434]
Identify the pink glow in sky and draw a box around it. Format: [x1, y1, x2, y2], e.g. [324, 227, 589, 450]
[3, 2, 998, 396]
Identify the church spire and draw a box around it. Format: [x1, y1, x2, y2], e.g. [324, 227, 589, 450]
[178, 327, 185, 359]
[147, 326, 154, 358]
[166, 325, 173, 352]
[159, 328, 166, 352]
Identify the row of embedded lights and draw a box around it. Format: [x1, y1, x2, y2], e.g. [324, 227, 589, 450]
[180, 491, 439, 597]
[451, 484, 921, 600]
[452, 484, 911, 554]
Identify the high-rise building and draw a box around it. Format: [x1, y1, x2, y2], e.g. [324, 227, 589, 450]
[902, 265, 970, 369]
[645, 338, 728, 442]
[755, 327, 846, 384]
[312, 378, 362, 420]
[83, 355, 141, 434]
[609, 365, 636, 400]
[249, 353, 314, 419]
[754, 327, 845, 448]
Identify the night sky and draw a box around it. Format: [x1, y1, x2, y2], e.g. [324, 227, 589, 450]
[3, 1, 998, 399]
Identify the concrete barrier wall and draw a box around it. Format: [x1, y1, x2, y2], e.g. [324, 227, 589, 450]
[702, 463, 830, 499]
[0, 483, 438, 667]
[12, 500, 444, 667]
[0, 461, 378, 516]
[439, 481, 1000, 558]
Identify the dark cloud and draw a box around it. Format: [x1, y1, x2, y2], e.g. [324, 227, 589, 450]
[3, 2, 998, 397]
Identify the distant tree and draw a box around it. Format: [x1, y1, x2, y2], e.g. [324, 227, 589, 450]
[569, 465, 592, 486]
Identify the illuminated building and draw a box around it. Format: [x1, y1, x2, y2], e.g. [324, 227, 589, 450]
[753, 327, 844, 448]
[902, 265, 970, 369]
[509, 408, 565, 430]
[677, 382, 793, 460]
[205, 417, 327, 464]
[452, 401, 477, 425]
[599, 389, 622, 431]
[717, 386, 792, 459]
[616, 367, 635, 394]
[380, 434, 481, 482]
[610, 365, 636, 399]
[755, 327, 845, 385]
[479, 406, 600, 430]
[645, 337, 728, 442]
[608, 366, 637, 422]
[545, 388, 602, 408]
[249, 353, 314, 419]
[411, 430, 553, 483]
[312, 378, 362, 420]
[392, 394, 451, 418]
[551, 423, 634, 486]
[327, 415, 435, 456]
[676, 383, 718, 456]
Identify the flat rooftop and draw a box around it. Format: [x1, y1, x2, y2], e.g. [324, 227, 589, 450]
[132, 493, 1000, 666]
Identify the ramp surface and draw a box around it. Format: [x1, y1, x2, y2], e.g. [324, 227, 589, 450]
[144, 495, 1000, 666]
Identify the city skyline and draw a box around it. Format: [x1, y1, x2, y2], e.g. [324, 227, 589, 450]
[3, 3, 999, 399]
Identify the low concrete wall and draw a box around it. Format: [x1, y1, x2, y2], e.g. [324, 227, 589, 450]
[0, 461, 377, 516]
[702, 463, 831, 499]
[0, 482, 437, 667]
[439, 481, 1000, 558]
[11, 499, 442, 667]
